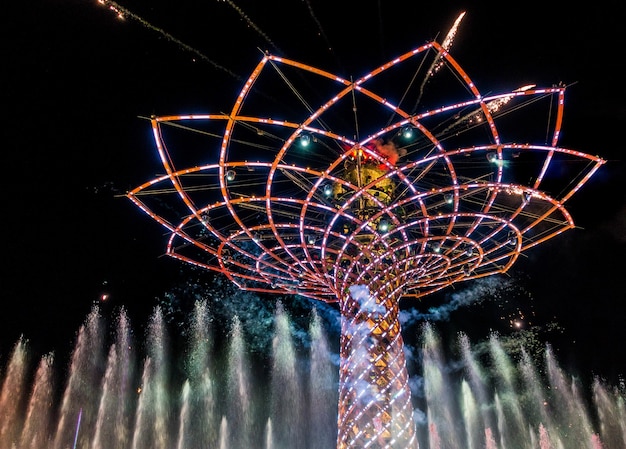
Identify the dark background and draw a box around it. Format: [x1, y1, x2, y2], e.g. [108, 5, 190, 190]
[1, 1, 625, 383]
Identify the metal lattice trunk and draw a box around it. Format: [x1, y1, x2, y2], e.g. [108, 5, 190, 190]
[337, 286, 417, 449]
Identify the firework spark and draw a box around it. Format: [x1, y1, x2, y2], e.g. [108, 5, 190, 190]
[220, 0, 283, 54]
[95, 0, 242, 80]
[427, 11, 466, 77]
[414, 11, 466, 111]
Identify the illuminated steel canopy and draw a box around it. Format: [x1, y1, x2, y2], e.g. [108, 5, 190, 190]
[127, 40, 605, 305]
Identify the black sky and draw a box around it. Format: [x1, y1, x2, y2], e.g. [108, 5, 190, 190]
[2, 1, 625, 382]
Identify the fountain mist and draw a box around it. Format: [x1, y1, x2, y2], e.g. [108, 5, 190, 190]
[0, 303, 624, 449]
[416, 322, 626, 449]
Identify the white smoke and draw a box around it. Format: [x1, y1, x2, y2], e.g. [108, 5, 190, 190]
[399, 277, 513, 326]
[348, 285, 386, 314]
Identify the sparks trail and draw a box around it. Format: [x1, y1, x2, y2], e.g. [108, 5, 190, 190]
[220, 0, 283, 55]
[96, 0, 243, 82]
[429, 11, 466, 77]
[439, 84, 537, 135]
[388, 11, 465, 126]
[413, 11, 466, 112]
[96, 0, 304, 133]
[302, 0, 342, 70]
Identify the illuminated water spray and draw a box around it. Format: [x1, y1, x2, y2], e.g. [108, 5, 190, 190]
[128, 22, 604, 448]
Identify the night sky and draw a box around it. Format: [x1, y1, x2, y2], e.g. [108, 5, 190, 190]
[2, 1, 625, 384]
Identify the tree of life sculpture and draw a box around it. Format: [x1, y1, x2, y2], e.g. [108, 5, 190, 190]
[128, 38, 604, 448]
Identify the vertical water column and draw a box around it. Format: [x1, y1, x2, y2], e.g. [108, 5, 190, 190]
[219, 416, 228, 449]
[52, 307, 105, 449]
[92, 309, 135, 449]
[518, 348, 561, 448]
[488, 333, 532, 448]
[308, 308, 339, 449]
[0, 337, 29, 449]
[131, 306, 171, 449]
[592, 377, 626, 449]
[459, 380, 481, 449]
[18, 352, 55, 449]
[226, 315, 252, 449]
[176, 380, 192, 449]
[459, 332, 493, 449]
[178, 300, 217, 448]
[421, 322, 461, 449]
[265, 418, 273, 449]
[336, 285, 417, 449]
[270, 302, 305, 449]
[544, 345, 596, 448]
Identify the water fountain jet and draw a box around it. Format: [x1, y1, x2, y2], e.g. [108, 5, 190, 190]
[0, 302, 624, 449]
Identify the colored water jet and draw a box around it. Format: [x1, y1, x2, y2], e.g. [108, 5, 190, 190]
[2, 295, 626, 449]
